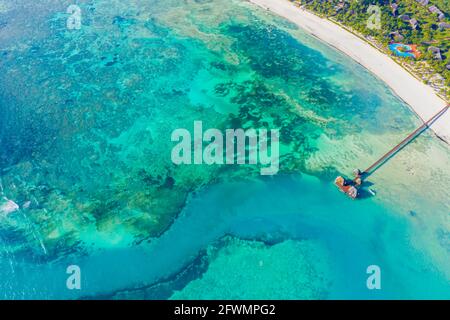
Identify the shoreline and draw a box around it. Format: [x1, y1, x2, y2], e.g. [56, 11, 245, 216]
[248, 0, 450, 144]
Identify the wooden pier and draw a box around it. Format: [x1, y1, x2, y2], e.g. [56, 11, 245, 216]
[362, 104, 449, 178]
[335, 104, 449, 199]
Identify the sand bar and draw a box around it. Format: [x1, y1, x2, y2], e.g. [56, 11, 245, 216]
[249, 0, 450, 143]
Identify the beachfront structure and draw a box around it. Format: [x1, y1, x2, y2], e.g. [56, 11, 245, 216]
[389, 31, 405, 42]
[428, 5, 445, 21]
[410, 19, 419, 30]
[334, 1, 346, 14]
[429, 5, 439, 13]
[391, 3, 398, 16]
[399, 14, 411, 22]
[428, 46, 442, 60]
[415, 0, 429, 6]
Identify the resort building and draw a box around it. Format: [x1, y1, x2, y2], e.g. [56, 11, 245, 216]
[399, 14, 411, 22]
[391, 3, 399, 17]
[429, 5, 439, 13]
[415, 0, 429, 6]
[410, 19, 419, 30]
[389, 31, 404, 42]
[428, 46, 443, 61]
[334, 1, 346, 14]
[428, 5, 445, 21]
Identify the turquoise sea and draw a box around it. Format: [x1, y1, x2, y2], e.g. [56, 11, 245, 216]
[0, 0, 449, 299]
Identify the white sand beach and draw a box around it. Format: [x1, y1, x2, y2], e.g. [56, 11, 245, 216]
[249, 0, 450, 143]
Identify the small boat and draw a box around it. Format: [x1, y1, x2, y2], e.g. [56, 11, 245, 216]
[334, 176, 358, 199]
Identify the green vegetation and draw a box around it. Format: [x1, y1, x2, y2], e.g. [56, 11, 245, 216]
[294, 0, 450, 92]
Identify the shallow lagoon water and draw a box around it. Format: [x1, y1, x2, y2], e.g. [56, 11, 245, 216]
[0, 0, 449, 299]
[1, 174, 448, 299]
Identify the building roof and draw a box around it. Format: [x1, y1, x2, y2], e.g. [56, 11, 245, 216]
[399, 14, 411, 21]
[428, 46, 440, 53]
[428, 46, 442, 60]
[389, 31, 405, 41]
[416, 0, 429, 5]
[429, 5, 439, 13]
